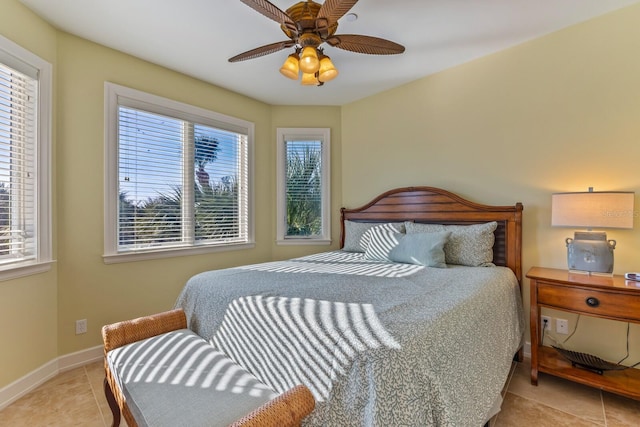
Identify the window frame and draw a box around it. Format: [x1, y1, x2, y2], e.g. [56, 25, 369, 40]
[276, 127, 331, 245]
[104, 82, 254, 263]
[0, 35, 53, 280]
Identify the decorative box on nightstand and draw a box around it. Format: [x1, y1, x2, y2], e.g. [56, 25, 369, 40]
[527, 266, 640, 401]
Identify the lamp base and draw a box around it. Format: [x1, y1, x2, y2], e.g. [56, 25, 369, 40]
[565, 231, 615, 274]
[568, 269, 613, 277]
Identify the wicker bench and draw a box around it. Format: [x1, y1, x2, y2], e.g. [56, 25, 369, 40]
[102, 309, 315, 427]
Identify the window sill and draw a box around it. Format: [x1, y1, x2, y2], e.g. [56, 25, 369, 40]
[276, 239, 332, 246]
[103, 242, 255, 264]
[0, 260, 55, 282]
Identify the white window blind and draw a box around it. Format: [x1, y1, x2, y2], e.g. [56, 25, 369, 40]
[117, 105, 249, 252]
[0, 61, 37, 265]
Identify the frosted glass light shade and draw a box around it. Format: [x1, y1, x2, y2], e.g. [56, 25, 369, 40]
[300, 72, 319, 86]
[279, 54, 299, 80]
[551, 191, 635, 229]
[299, 47, 320, 74]
[318, 56, 338, 82]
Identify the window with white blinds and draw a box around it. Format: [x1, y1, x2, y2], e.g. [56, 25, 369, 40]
[276, 128, 330, 244]
[0, 36, 52, 277]
[104, 83, 253, 261]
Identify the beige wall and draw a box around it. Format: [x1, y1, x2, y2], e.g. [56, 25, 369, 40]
[0, 1, 59, 387]
[342, 4, 640, 361]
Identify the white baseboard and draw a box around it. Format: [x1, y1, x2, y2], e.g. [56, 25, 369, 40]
[0, 345, 103, 411]
[58, 345, 103, 372]
[0, 359, 58, 412]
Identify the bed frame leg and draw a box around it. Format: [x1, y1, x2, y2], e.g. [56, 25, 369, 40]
[514, 347, 524, 362]
[104, 377, 121, 427]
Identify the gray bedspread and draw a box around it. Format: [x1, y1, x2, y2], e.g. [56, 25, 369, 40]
[174, 251, 524, 426]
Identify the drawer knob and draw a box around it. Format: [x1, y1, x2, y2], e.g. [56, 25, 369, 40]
[586, 297, 600, 307]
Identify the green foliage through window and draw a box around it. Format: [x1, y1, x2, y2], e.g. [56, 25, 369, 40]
[117, 107, 247, 250]
[285, 141, 322, 237]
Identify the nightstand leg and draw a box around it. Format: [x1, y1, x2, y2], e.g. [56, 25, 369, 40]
[529, 278, 539, 386]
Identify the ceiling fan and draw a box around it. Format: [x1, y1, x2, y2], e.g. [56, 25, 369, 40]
[229, 0, 405, 85]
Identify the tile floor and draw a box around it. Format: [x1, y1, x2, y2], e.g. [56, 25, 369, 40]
[0, 358, 638, 426]
[494, 360, 640, 427]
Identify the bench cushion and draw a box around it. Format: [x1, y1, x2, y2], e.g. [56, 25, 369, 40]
[107, 328, 278, 427]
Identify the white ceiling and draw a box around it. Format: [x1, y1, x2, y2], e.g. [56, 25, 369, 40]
[19, 0, 640, 106]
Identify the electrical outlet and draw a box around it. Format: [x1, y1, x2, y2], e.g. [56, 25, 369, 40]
[556, 318, 569, 334]
[75, 319, 87, 335]
[541, 315, 551, 331]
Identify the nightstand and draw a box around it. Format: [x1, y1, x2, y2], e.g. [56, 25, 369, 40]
[527, 266, 640, 401]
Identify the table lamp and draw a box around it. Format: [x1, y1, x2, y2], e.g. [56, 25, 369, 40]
[551, 188, 634, 275]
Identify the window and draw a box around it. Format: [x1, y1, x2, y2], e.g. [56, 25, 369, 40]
[104, 83, 253, 262]
[276, 128, 330, 244]
[0, 36, 52, 279]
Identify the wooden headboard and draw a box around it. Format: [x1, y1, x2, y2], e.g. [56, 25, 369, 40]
[340, 186, 524, 284]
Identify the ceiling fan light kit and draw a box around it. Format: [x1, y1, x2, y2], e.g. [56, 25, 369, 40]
[231, 0, 405, 86]
[281, 48, 337, 84]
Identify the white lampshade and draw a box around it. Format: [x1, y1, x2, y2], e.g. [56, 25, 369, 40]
[551, 191, 635, 229]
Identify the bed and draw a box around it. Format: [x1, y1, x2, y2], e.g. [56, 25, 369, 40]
[175, 186, 524, 426]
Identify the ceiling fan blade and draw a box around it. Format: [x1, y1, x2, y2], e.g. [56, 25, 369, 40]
[240, 0, 295, 27]
[317, 0, 359, 24]
[326, 34, 405, 55]
[228, 40, 295, 62]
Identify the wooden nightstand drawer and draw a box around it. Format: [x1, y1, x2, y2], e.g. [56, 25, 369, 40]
[537, 282, 640, 323]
